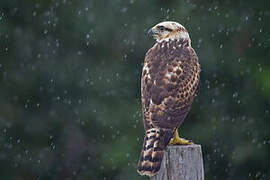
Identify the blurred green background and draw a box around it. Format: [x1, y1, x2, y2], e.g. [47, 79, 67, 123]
[0, 0, 270, 179]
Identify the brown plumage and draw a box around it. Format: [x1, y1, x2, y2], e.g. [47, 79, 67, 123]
[137, 21, 200, 177]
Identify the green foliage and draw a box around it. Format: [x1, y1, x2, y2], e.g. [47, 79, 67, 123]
[0, 0, 269, 179]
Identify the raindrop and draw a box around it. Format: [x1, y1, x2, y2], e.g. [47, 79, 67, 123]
[121, 7, 127, 13]
[238, 58, 241, 62]
[232, 92, 238, 98]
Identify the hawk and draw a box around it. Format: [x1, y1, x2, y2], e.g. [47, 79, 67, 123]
[137, 21, 200, 177]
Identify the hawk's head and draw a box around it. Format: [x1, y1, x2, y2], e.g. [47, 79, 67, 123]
[148, 21, 190, 44]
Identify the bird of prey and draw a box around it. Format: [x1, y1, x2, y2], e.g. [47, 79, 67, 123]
[137, 21, 200, 177]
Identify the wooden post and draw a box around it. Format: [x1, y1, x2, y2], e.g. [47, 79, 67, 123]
[150, 144, 204, 180]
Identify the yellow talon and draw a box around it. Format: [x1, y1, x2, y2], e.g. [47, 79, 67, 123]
[169, 129, 193, 145]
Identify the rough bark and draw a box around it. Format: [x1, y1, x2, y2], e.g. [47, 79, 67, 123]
[150, 144, 204, 180]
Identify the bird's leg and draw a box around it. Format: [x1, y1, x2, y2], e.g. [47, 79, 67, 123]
[169, 129, 193, 145]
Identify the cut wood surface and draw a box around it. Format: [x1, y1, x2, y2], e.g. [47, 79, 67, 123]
[150, 144, 204, 180]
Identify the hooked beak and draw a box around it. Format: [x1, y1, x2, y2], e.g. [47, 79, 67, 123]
[147, 28, 154, 37]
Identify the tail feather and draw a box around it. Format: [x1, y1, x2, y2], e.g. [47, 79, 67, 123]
[137, 128, 173, 176]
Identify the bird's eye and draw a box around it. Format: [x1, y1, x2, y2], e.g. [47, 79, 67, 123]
[159, 26, 165, 31]
[158, 26, 172, 32]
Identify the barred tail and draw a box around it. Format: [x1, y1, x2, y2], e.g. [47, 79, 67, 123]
[137, 128, 173, 177]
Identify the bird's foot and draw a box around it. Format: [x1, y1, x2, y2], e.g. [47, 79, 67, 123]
[169, 130, 193, 145]
[169, 137, 193, 145]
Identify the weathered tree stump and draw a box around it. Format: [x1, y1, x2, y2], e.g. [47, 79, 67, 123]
[150, 144, 204, 180]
